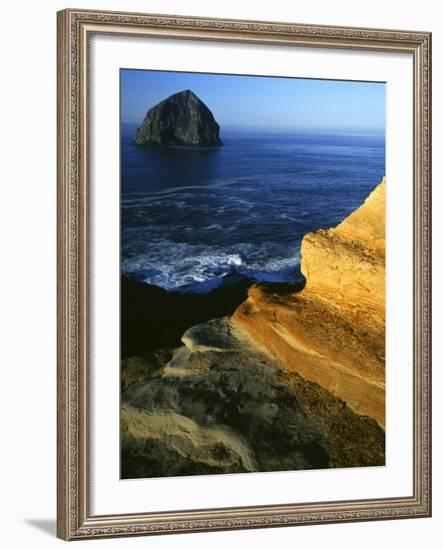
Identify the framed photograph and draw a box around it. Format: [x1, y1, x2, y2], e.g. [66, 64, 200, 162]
[57, 8, 432, 540]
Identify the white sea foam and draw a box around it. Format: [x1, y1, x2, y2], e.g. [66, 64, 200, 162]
[121, 239, 300, 291]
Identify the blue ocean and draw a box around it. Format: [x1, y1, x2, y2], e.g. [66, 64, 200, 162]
[121, 123, 385, 293]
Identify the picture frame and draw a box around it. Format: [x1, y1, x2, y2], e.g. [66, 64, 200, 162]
[57, 8, 432, 540]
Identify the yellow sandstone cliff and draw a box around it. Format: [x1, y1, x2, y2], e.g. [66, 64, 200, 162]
[232, 178, 386, 427]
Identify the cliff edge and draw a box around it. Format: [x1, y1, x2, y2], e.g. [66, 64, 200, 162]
[233, 178, 386, 427]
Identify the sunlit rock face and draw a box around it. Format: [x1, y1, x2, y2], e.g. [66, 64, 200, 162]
[233, 178, 386, 427]
[120, 179, 387, 479]
[301, 177, 385, 307]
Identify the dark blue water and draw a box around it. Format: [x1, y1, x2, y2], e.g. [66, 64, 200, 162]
[121, 124, 385, 292]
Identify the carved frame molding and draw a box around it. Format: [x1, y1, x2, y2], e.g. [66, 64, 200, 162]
[57, 8, 431, 540]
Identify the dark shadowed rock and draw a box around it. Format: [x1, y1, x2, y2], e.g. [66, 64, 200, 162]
[120, 275, 253, 359]
[135, 89, 222, 147]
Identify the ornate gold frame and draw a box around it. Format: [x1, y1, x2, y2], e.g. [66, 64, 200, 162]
[57, 8, 432, 540]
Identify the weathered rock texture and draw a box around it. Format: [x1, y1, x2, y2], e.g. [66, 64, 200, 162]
[120, 179, 387, 478]
[121, 317, 384, 479]
[233, 178, 386, 427]
[135, 89, 222, 147]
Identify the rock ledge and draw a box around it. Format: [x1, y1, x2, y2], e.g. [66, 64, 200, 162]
[233, 178, 386, 427]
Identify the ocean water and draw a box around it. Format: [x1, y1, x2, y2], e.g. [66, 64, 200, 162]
[121, 124, 385, 292]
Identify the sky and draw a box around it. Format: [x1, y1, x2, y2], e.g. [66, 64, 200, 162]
[121, 69, 385, 134]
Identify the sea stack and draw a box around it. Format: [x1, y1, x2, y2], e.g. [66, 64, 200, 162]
[135, 90, 222, 147]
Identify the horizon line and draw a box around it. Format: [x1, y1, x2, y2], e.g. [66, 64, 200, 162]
[121, 120, 385, 136]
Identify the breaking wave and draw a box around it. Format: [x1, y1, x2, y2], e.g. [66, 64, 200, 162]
[121, 126, 385, 293]
[121, 239, 301, 292]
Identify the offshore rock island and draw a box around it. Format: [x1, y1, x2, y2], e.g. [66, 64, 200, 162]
[135, 90, 223, 147]
[121, 179, 386, 478]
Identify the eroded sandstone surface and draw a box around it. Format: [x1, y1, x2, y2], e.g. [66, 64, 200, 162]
[121, 179, 386, 478]
[233, 179, 386, 427]
[121, 317, 384, 478]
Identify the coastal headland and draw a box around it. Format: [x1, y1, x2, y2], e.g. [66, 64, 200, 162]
[121, 178, 386, 478]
